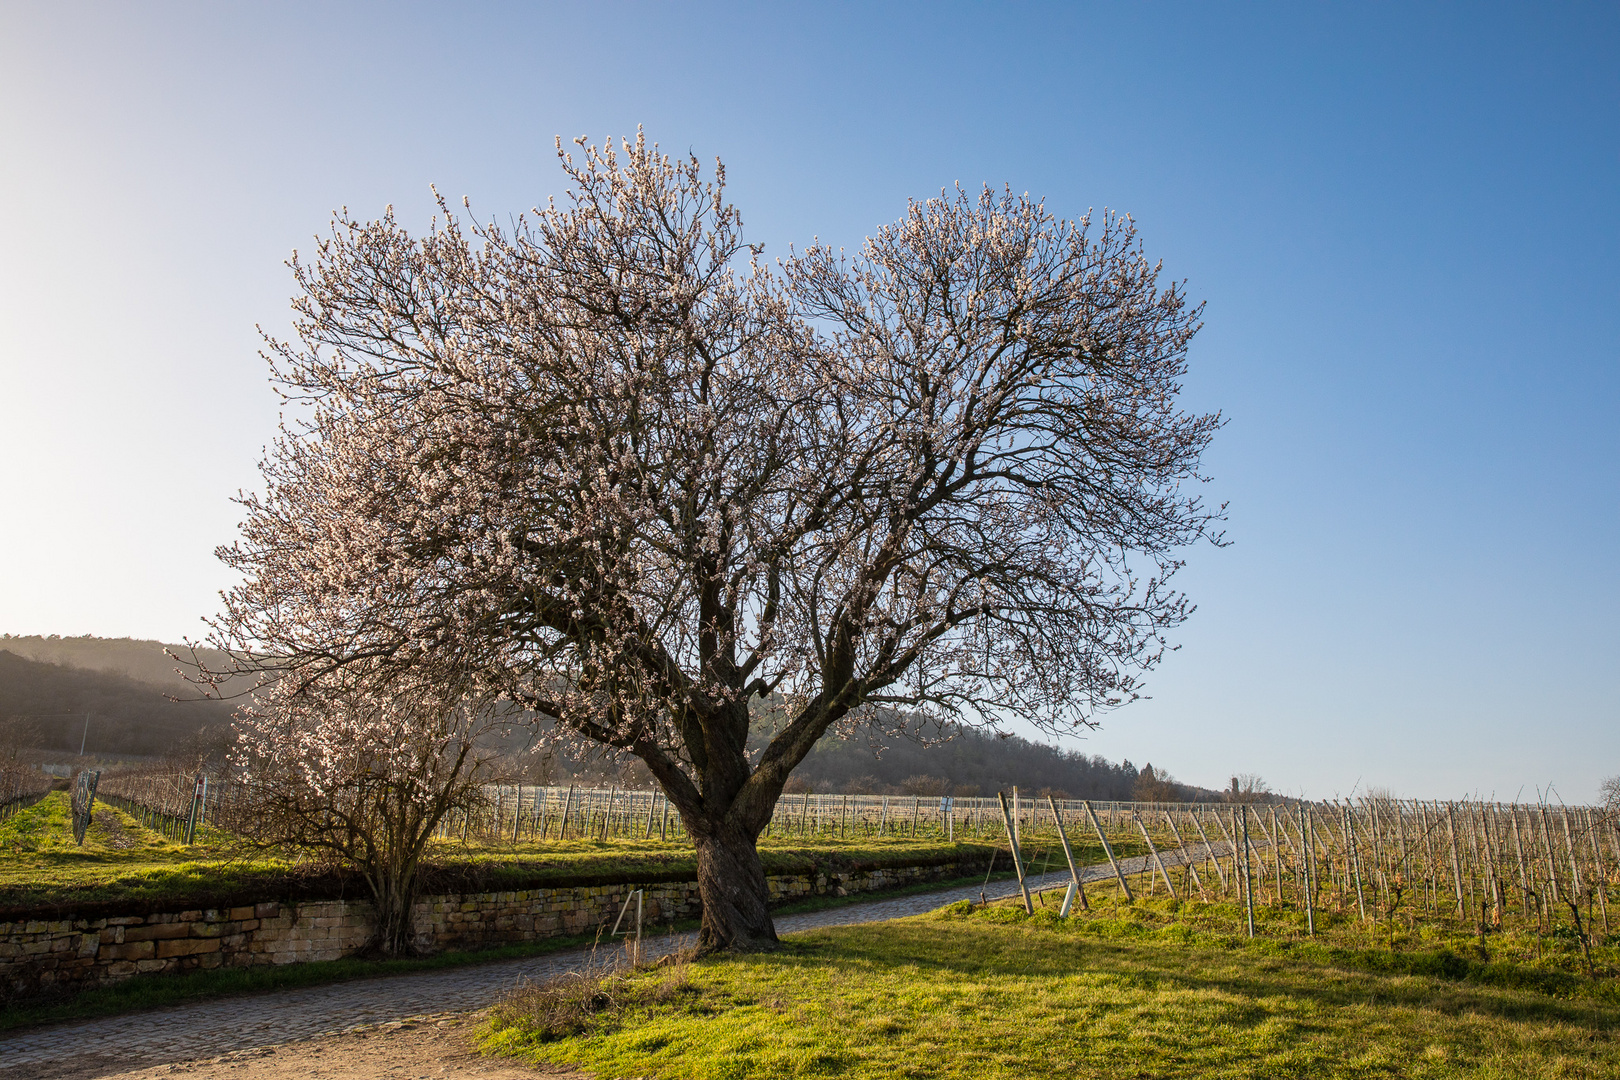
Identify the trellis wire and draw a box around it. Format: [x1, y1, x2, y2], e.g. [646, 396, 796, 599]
[98, 767, 226, 843]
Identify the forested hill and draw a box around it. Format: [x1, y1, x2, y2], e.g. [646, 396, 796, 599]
[751, 717, 1220, 802]
[0, 634, 229, 688]
[0, 638, 1217, 799]
[0, 649, 232, 758]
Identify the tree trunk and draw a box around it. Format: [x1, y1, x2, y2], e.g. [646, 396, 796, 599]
[692, 816, 778, 953]
[368, 868, 419, 957]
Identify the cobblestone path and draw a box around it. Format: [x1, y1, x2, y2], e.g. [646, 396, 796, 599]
[0, 840, 1232, 1075]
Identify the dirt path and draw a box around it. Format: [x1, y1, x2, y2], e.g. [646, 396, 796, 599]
[0, 840, 1232, 1079]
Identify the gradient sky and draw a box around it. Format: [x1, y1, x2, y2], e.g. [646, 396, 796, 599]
[2, 2, 1616, 801]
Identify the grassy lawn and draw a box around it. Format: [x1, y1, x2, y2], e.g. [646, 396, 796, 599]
[1, 792, 1136, 911]
[482, 893, 1620, 1079]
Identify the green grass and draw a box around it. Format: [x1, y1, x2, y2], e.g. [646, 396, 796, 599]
[482, 892, 1620, 1079]
[0, 792, 1143, 911]
[0, 792, 294, 910]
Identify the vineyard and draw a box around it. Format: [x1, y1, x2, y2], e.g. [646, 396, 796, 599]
[0, 761, 51, 825]
[88, 764, 1620, 954]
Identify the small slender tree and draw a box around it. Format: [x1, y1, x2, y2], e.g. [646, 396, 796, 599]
[1225, 774, 1273, 803]
[209, 132, 1222, 952]
[231, 679, 499, 955]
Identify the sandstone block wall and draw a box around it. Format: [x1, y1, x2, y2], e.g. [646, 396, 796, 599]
[0, 860, 975, 1000]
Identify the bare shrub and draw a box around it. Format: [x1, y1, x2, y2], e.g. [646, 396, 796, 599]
[899, 775, 951, 797]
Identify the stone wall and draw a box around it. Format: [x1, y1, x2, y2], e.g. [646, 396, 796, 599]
[0, 860, 976, 1000]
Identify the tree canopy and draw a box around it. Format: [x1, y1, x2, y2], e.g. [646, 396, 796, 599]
[211, 133, 1222, 949]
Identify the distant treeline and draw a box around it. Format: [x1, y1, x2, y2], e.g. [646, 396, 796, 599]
[766, 720, 1219, 801]
[511, 710, 1221, 803]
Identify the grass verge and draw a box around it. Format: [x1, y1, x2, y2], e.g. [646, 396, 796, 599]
[483, 897, 1620, 1079]
[0, 865, 1027, 1034]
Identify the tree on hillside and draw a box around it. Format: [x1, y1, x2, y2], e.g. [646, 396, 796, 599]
[1132, 763, 1186, 802]
[208, 133, 1222, 952]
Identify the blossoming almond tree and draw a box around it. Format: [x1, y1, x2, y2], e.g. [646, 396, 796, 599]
[210, 133, 1222, 952]
[230, 680, 500, 955]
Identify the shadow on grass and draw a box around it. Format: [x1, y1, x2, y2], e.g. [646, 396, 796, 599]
[805, 915, 1620, 1032]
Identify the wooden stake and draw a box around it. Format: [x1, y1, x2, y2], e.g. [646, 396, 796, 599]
[1083, 799, 1133, 902]
[1417, 801, 1438, 913]
[1133, 810, 1177, 899]
[1302, 804, 1316, 936]
[997, 791, 1034, 914]
[1509, 807, 1532, 919]
[1584, 809, 1609, 935]
[559, 785, 576, 840]
[1240, 808, 1255, 937]
[1538, 806, 1562, 906]
[1162, 811, 1208, 900]
[1444, 804, 1466, 916]
[1189, 808, 1227, 889]
[1347, 804, 1368, 921]
[1048, 795, 1088, 910]
[1560, 809, 1583, 895]
[1270, 806, 1285, 905]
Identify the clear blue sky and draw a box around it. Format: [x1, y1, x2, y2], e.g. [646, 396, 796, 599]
[2, 2, 1615, 801]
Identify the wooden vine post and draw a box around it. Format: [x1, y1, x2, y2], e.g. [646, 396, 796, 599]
[1083, 799, 1133, 902]
[997, 791, 1034, 914]
[1162, 811, 1208, 901]
[1132, 810, 1178, 899]
[1301, 803, 1316, 936]
[1189, 808, 1227, 892]
[1048, 795, 1089, 911]
[1239, 808, 1255, 937]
